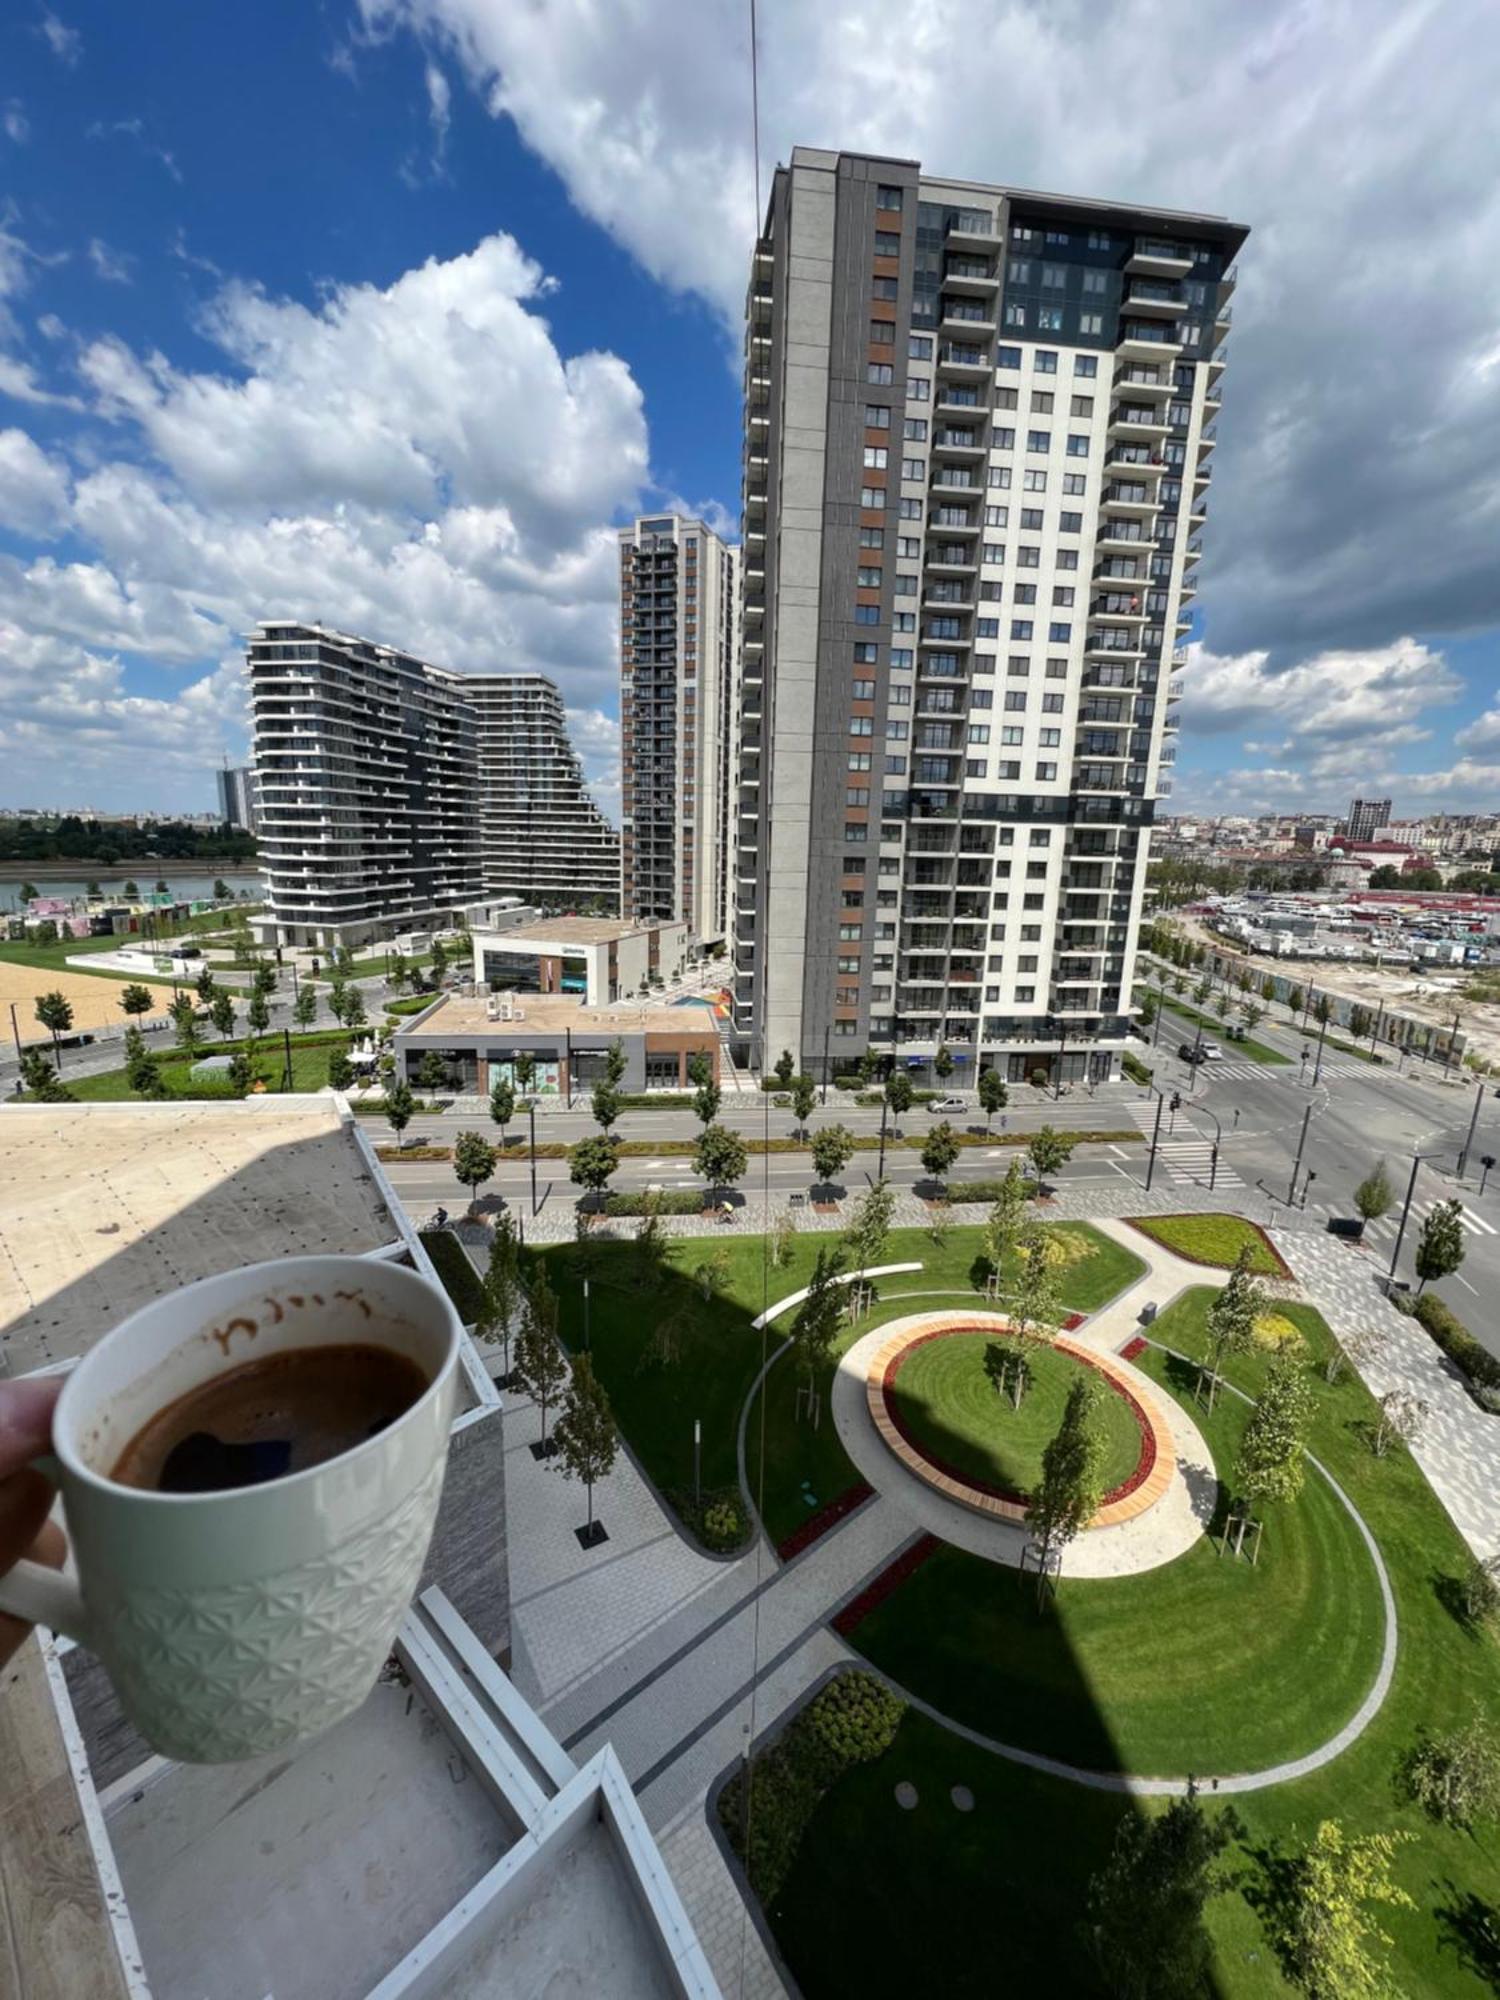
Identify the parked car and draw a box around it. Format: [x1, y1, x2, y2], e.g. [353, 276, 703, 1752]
[929, 1095, 968, 1113]
[1179, 1042, 1208, 1064]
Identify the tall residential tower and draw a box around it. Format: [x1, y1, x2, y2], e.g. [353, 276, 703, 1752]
[619, 514, 740, 942]
[733, 148, 1246, 1082]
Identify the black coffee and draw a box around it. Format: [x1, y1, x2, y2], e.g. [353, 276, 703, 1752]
[110, 1344, 430, 1494]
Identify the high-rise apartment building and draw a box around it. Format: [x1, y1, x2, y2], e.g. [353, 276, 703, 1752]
[619, 514, 740, 940]
[733, 148, 1246, 1083]
[249, 622, 618, 948]
[215, 762, 258, 832]
[1344, 796, 1392, 842]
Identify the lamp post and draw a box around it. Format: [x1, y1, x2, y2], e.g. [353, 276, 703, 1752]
[1388, 1153, 1423, 1284]
[1144, 1088, 1166, 1192]
[877, 1090, 889, 1182]
[1054, 1014, 1068, 1101]
[1311, 1008, 1331, 1087]
[1287, 1102, 1313, 1207]
[1456, 1079, 1485, 1183]
[527, 1098, 538, 1218]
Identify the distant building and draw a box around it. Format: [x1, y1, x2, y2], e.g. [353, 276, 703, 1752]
[215, 763, 258, 832]
[394, 990, 720, 1096]
[467, 673, 620, 912]
[1343, 796, 1392, 841]
[469, 911, 692, 1006]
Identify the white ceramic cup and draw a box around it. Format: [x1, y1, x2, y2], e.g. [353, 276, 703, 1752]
[0, 1254, 461, 1764]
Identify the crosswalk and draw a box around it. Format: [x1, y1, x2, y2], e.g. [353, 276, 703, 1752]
[1125, 1102, 1244, 1189]
[1193, 1059, 1374, 1083]
[1360, 1195, 1498, 1246]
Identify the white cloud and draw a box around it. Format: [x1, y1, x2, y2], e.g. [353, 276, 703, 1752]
[564, 705, 622, 824]
[0, 353, 83, 409]
[85, 116, 181, 182]
[3, 102, 29, 144]
[1454, 707, 1500, 754]
[36, 8, 81, 66]
[0, 428, 70, 535]
[87, 238, 133, 284]
[1179, 637, 1460, 743]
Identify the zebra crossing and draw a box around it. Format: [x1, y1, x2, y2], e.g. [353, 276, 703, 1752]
[1152, 1138, 1246, 1190]
[1191, 1059, 1374, 1083]
[1360, 1195, 1498, 1246]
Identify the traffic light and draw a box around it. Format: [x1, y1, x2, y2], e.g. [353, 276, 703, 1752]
[1170, 1092, 1181, 1113]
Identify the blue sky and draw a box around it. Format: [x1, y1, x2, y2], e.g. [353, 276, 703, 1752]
[2, 0, 1499, 822]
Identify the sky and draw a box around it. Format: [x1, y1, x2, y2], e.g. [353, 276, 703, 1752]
[2, 0, 1500, 826]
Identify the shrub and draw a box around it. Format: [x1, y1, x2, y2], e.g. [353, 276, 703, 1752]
[1121, 1052, 1153, 1086]
[719, 1672, 906, 1902]
[1411, 1291, 1500, 1401]
[944, 1174, 1040, 1204]
[419, 1229, 488, 1326]
[1128, 1213, 1289, 1277]
[604, 1189, 706, 1216]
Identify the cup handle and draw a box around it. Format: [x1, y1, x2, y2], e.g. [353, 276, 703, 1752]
[0, 1560, 90, 1644]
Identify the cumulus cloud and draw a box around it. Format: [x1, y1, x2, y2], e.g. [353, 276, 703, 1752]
[360, 0, 1500, 668]
[1454, 707, 1500, 754]
[0, 232, 643, 809]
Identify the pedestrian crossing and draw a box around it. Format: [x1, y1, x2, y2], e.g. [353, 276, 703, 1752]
[1197, 1060, 1374, 1083]
[1152, 1139, 1246, 1190]
[1360, 1196, 1498, 1244]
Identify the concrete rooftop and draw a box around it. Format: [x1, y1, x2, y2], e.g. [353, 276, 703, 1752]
[0, 1100, 398, 1374]
[399, 992, 716, 1038]
[476, 915, 666, 947]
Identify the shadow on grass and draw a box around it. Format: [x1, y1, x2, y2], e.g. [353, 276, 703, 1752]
[1435, 1885, 1500, 1990]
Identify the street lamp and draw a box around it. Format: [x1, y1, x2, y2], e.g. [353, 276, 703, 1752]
[1480, 1154, 1496, 1199]
[1311, 1008, 1331, 1087]
[527, 1095, 538, 1218]
[1387, 1152, 1424, 1284]
[1457, 1078, 1485, 1182]
[1054, 1014, 1068, 1101]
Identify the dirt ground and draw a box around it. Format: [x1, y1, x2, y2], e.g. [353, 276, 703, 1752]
[1177, 915, 1500, 1067]
[0, 960, 174, 1041]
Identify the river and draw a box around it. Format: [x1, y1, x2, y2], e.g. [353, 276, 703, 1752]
[0, 869, 264, 910]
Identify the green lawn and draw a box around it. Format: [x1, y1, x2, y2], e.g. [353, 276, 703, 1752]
[1127, 1211, 1289, 1275]
[60, 1031, 353, 1100]
[535, 1221, 1146, 1549]
[763, 1287, 1500, 1999]
[888, 1334, 1143, 1501]
[1156, 994, 1291, 1064]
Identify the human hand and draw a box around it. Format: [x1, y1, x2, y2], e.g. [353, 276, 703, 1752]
[0, 1376, 67, 1667]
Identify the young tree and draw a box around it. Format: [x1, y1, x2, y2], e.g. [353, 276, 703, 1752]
[1348, 1004, 1373, 1042]
[1261, 975, 1277, 1002]
[514, 1267, 568, 1452]
[789, 1245, 847, 1398]
[20, 1047, 73, 1101]
[695, 1123, 748, 1202]
[1085, 1785, 1239, 2000]
[978, 1066, 1008, 1130]
[605, 1038, 628, 1087]
[1398, 1716, 1500, 1830]
[195, 965, 218, 1003]
[32, 919, 58, 946]
[228, 1050, 254, 1094]
[1026, 1124, 1076, 1196]
[169, 991, 200, 1052]
[1313, 993, 1333, 1028]
[884, 1067, 914, 1133]
[692, 1078, 722, 1128]
[1461, 1551, 1500, 1629]
[416, 1049, 448, 1095]
[569, 1134, 621, 1205]
[251, 962, 277, 1000]
[454, 1131, 498, 1206]
[483, 1214, 523, 1379]
[1003, 1226, 1062, 1347]
[553, 1352, 618, 1541]
[210, 989, 236, 1041]
[384, 1078, 415, 1149]
[1026, 1375, 1106, 1595]
[770, 1207, 798, 1270]
[1138, 991, 1159, 1028]
[984, 1158, 1031, 1286]
[85, 878, 103, 899]
[339, 985, 367, 1032]
[1415, 1199, 1466, 1293]
[246, 989, 271, 1045]
[810, 1121, 856, 1191]
[489, 1073, 516, 1144]
[1201, 1247, 1265, 1408]
[1243, 1002, 1265, 1032]
[430, 935, 449, 981]
[512, 1051, 537, 1096]
[790, 1073, 817, 1136]
[327, 1049, 355, 1091]
[1370, 1388, 1428, 1458]
[287, 981, 315, 1028]
[843, 1178, 896, 1278]
[933, 1044, 956, 1082]
[687, 1048, 713, 1091]
[1323, 1323, 1385, 1387]
[591, 1079, 622, 1134]
[1235, 1351, 1315, 1509]
[694, 1244, 733, 1300]
[630, 1195, 669, 1292]
[1287, 983, 1305, 1017]
[920, 1120, 961, 1191]
[33, 990, 74, 1071]
[1269, 1821, 1413, 2000]
[119, 982, 154, 1022]
[773, 1048, 796, 1088]
[122, 878, 139, 900]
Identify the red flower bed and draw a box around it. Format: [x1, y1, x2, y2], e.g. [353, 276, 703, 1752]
[1119, 1336, 1147, 1362]
[834, 1534, 940, 1635]
[777, 1481, 874, 1562]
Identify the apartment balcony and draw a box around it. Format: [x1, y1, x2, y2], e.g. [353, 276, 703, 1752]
[946, 214, 1002, 250]
[936, 343, 992, 377]
[1112, 362, 1173, 400]
[1103, 448, 1167, 483]
[931, 428, 988, 459]
[925, 548, 978, 575]
[939, 305, 997, 338]
[1117, 326, 1184, 362]
[1095, 522, 1157, 554]
[928, 467, 981, 496]
[928, 507, 980, 535]
[1100, 483, 1160, 518]
[1124, 282, 1188, 318]
[1090, 594, 1148, 623]
[942, 257, 999, 294]
[933, 391, 986, 420]
[921, 588, 974, 612]
[1126, 238, 1194, 277]
[1107, 405, 1172, 440]
[1206, 345, 1228, 375]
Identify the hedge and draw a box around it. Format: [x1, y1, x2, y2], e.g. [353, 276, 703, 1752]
[1121, 1052, 1153, 1086]
[943, 1175, 1040, 1204]
[719, 1672, 906, 1902]
[418, 1229, 488, 1326]
[1409, 1291, 1500, 1406]
[603, 1190, 707, 1216]
[614, 1092, 695, 1111]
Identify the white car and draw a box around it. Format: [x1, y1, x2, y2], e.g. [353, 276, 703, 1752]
[1199, 1041, 1225, 1061]
[929, 1095, 968, 1113]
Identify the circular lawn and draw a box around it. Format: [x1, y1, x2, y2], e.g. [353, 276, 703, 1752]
[885, 1332, 1145, 1506]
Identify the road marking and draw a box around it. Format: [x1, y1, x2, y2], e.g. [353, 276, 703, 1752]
[1456, 1274, 1480, 1296]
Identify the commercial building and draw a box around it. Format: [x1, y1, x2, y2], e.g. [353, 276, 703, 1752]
[619, 515, 740, 941]
[1344, 796, 1392, 842]
[733, 148, 1247, 1084]
[0, 1097, 717, 1998]
[248, 622, 618, 951]
[470, 912, 692, 1006]
[394, 991, 719, 1097]
[215, 762, 258, 832]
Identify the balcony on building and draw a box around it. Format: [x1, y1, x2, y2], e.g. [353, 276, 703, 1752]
[936, 341, 992, 378]
[939, 299, 997, 337]
[931, 424, 988, 460]
[1103, 442, 1167, 482]
[1126, 237, 1195, 277]
[934, 384, 985, 416]
[1095, 518, 1157, 554]
[946, 212, 1002, 250]
[1100, 481, 1160, 519]
[1123, 279, 1188, 319]
[942, 253, 999, 294]
[1112, 360, 1174, 400]
[926, 542, 979, 575]
[1090, 591, 1148, 623]
[928, 505, 980, 536]
[1107, 402, 1172, 441]
[1116, 322, 1184, 362]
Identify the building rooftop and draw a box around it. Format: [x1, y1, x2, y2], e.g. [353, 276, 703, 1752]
[474, 914, 671, 946]
[0, 1099, 398, 1375]
[400, 992, 716, 1038]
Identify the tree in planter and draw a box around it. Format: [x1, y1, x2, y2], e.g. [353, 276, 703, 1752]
[920, 1119, 960, 1193]
[1138, 991, 1159, 1029]
[1085, 1784, 1240, 2000]
[695, 1123, 748, 1205]
[1026, 1124, 1076, 1198]
[590, 1079, 622, 1135]
[789, 1245, 847, 1406]
[773, 1048, 796, 1088]
[569, 1133, 621, 1208]
[1415, 1198, 1466, 1292]
[122, 879, 139, 900]
[33, 990, 74, 1071]
[1266, 1820, 1413, 2000]
[210, 989, 236, 1041]
[85, 878, 103, 900]
[384, 1079, 415, 1150]
[1003, 1226, 1062, 1348]
[1199, 1246, 1264, 1410]
[169, 991, 200, 1053]
[1370, 1387, 1428, 1458]
[489, 1073, 516, 1147]
[20, 1047, 73, 1102]
[933, 1044, 955, 1083]
[514, 1269, 568, 1454]
[292, 983, 317, 1029]
[977, 1065, 1008, 1130]
[119, 982, 154, 1023]
[416, 1049, 449, 1096]
[453, 1131, 498, 1209]
[983, 1158, 1031, 1292]
[1353, 1160, 1393, 1230]
[843, 1177, 895, 1279]
[692, 1077, 722, 1128]
[809, 1121, 857, 1195]
[553, 1352, 618, 1544]
[790, 1072, 817, 1137]
[327, 1049, 355, 1091]
[605, 1038, 628, 1088]
[1398, 1716, 1500, 1830]
[1025, 1375, 1105, 1599]
[123, 1025, 163, 1099]
[884, 1066, 914, 1135]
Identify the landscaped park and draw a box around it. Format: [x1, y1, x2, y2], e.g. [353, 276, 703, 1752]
[501, 1198, 1500, 1999]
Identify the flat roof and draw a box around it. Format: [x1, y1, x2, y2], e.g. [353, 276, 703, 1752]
[474, 915, 675, 946]
[0, 1099, 398, 1374]
[399, 992, 715, 1038]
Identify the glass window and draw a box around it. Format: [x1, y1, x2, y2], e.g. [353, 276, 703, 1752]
[1026, 430, 1050, 452]
[1001, 725, 1023, 744]
[853, 641, 878, 662]
[1023, 469, 1047, 491]
[909, 334, 934, 359]
[857, 565, 883, 586]
[859, 525, 885, 547]
[1057, 548, 1078, 570]
[865, 404, 891, 428]
[996, 345, 1022, 368]
[907, 375, 930, 399]
[989, 465, 1012, 488]
[903, 416, 928, 439]
[1020, 507, 1044, 529]
[894, 572, 918, 594]
[867, 362, 894, 384]
[1035, 351, 1058, 373]
[863, 445, 888, 468]
[875, 230, 901, 256]
[854, 604, 881, 624]
[870, 319, 895, 343]
[850, 714, 874, 735]
[1004, 302, 1027, 327]
[1038, 306, 1064, 331]
[1035, 762, 1057, 780]
[890, 648, 913, 668]
[852, 678, 876, 697]
[995, 386, 1019, 410]
[1010, 259, 1033, 284]
[900, 496, 923, 518]
[1082, 269, 1108, 294]
[1079, 313, 1103, 336]
[1074, 354, 1098, 377]
[1010, 620, 1033, 639]
[1062, 473, 1087, 494]
[984, 504, 1008, 526]
[1060, 508, 1084, 529]
[1071, 395, 1094, 416]
[898, 536, 921, 556]
[860, 486, 886, 508]
[1041, 263, 1066, 287]
[981, 541, 1005, 565]
[1048, 621, 1072, 641]
[877, 184, 903, 210]
[1066, 434, 1089, 456]
[1018, 545, 1040, 568]
[872, 276, 898, 300]
[1030, 390, 1054, 413]
[901, 457, 924, 479]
